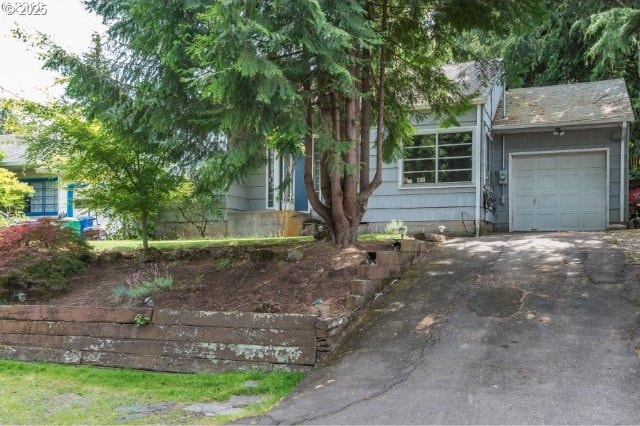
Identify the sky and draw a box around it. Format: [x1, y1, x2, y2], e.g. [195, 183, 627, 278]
[0, 0, 106, 102]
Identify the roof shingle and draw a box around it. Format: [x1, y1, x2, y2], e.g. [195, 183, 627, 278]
[493, 79, 635, 129]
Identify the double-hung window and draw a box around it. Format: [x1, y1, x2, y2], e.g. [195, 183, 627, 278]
[402, 131, 473, 186]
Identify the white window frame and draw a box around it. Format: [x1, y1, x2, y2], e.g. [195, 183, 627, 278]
[398, 126, 476, 190]
[265, 149, 295, 210]
[266, 149, 278, 209]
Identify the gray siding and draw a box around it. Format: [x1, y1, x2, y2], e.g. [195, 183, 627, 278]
[411, 107, 477, 128]
[364, 109, 480, 225]
[490, 127, 624, 227]
[226, 167, 267, 212]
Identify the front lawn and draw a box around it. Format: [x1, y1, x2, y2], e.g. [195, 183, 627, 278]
[0, 360, 303, 424]
[89, 233, 396, 252]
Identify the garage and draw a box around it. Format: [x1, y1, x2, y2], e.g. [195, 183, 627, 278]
[510, 151, 607, 231]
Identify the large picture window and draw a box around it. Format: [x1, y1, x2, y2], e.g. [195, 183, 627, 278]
[402, 131, 473, 186]
[22, 178, 59, 216]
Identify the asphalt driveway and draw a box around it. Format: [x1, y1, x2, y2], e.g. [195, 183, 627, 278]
[259, 233, 640, 424]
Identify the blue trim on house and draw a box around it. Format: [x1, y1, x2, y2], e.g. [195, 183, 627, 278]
[67, 184, 75, 217]
[19, 177, 60, 217]
[294, 155, 308, 211]
[20, 177, 58, 183]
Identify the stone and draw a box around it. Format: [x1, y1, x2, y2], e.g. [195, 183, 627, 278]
[607, 224, 627, 230]
[243, 380, 261, 389]
[254, 301, 282, 313]
[314, 229, 328, 240]
[115, 402, 176, 421]
[413, 232, 446, 243]
[184, 395, 266, 416]
[286, 249, 304, 262]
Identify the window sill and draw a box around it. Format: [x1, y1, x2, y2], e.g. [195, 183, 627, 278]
[398, 183, 475, 190]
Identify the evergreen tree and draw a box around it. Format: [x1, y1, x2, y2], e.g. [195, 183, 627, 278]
[19, 0, 540, 246]
[186, 0, 540, 246]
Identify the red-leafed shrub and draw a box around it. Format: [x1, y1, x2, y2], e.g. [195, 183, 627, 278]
[0, 219, 93, 299]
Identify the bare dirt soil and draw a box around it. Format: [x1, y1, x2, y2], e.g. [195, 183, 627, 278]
[43, 240, 391, 315]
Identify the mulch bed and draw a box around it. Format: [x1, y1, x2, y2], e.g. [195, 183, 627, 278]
[42, 240, 392, 315]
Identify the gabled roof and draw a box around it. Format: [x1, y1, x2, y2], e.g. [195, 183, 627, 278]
[414, 60, 503, 110]
[0, 134, 27, 166]
[442, 60, 501, 102]
[493, 79, 635, 131]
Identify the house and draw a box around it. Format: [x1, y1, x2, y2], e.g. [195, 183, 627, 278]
[0, 135, 73, 218]
[193, 62, 633, 237]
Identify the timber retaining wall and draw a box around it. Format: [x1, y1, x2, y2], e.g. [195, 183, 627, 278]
[0, 238, 437, 372]
[0, 306, 317, 372]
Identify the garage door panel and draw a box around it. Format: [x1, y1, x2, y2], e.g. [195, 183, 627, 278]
[561, 156, 582, 169]
[582, 172, 606, 189]
[513, 175, 534, 191]
[513, 194, 534, 209]
[557, 214, 580, 229]
[513, 214, 533, 230]
[583, 214, 606, 229]
[536, 175, 558, 192]
[558, 174, 582, 190]
[535, 195, 556, 210]
[581, 154, 606, 168]
[536, 214, 557, 230]
[511, 151, 606, 232]
[557, 194, 582, 213]
[516, 157, 535, 171]
[536, 156, 558, 170]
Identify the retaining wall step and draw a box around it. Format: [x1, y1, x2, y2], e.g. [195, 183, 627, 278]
[399, 239, 431, 254]
[345, 294, 364, 310]
[350, 279, 378, 298]
[375, 251, 416, 266]
[356, 264, 401, 280]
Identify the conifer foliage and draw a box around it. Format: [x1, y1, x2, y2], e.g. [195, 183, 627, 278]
[22, 0, 539, 247]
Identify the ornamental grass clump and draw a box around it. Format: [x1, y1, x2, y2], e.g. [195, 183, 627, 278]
[113, 263, 173, 302]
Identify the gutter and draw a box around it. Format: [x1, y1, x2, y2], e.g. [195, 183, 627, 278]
[492, 118, 633, 133]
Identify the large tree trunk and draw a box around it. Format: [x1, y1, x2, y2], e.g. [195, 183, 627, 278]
[302, 0, 388, 248]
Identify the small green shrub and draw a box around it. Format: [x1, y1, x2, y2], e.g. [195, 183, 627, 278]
[213, 257, 233, 269]
[113, 263, 173, 301]
[384, 219, 407, 237]
[133, 313, 151, 327]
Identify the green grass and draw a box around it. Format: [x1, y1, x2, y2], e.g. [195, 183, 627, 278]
[0, 360, 303, 425]
[89, 234, 395, 252]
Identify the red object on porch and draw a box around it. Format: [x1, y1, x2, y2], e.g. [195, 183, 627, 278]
[629, 187, 640, 204]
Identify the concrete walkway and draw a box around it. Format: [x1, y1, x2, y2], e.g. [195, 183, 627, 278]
[257, 233, 640, 424]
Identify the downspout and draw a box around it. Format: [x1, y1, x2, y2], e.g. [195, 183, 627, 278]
[475, 104, 482, 237]
[501, 134, 506, 205]
[621, 121, 628, 223]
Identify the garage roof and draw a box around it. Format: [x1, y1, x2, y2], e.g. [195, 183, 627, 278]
[493, 79, 635, 131]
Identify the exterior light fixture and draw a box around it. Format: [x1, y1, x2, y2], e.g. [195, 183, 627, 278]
[553, 127, 564, 136]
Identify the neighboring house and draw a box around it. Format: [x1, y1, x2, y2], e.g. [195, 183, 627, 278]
[218, 62, 634, 236]
[0, 135, 72, 218]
